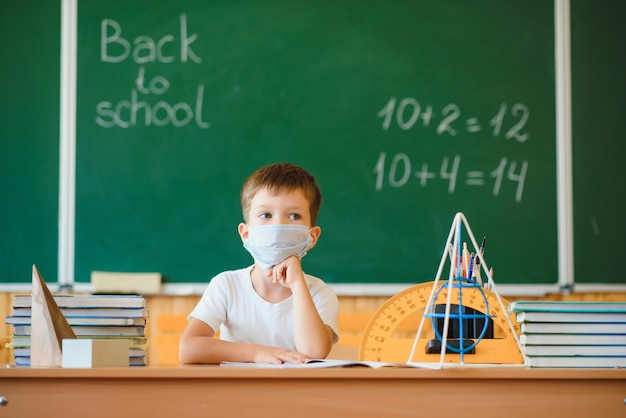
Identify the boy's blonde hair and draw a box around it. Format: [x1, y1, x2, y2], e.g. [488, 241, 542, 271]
[240, 163, 322, 225]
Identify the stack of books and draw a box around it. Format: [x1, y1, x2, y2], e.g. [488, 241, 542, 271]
[6, 294, 149, 366]
[509, 301, 626, 368]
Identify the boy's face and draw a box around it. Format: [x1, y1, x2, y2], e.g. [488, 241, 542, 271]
[238, 187, 321, 246]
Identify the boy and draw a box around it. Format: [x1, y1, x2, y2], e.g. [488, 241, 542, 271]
[179, 162, 339, 364]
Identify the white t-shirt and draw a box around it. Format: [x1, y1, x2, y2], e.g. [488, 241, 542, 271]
[189, 266, 339, 350]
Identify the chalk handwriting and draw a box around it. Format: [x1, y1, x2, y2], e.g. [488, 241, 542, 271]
[377, 97, 529, 142]
[373, 152, 527, 202]
[95, 14, 209, 129]
[100, 14, 201, 64]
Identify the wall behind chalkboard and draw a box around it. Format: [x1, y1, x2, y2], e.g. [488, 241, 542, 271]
[71, 0, 557, 286]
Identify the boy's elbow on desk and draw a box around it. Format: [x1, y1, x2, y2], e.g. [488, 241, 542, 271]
[178, 337, 223, 365]
[178, 344, 192, 364]
[178, 338, 201, 364]
[298, 328, 335, 359]
[177, 319, 218, 364]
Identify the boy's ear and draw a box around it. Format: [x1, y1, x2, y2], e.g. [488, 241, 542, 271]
[238, 223, 249, 242]
[308, 225, 322, 249]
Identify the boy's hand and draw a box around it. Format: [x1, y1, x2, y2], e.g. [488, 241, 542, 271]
[254, 346, 311, 364]
[267, 256, 306, 288]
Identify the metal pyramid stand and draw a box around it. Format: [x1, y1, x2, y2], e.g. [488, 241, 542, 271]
[406, 212, 526, 367]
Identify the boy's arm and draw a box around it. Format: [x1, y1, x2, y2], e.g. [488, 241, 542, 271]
[291, 280, 334, 358]
[178, 318, 312, 364]
[271, 257, 334, 359]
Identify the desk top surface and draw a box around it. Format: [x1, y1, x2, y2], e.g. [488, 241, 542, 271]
[2, 365, 626, 380]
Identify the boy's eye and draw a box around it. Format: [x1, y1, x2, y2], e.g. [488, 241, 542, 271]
[259, 212, 272, 219]
[289, 213, 302, 221]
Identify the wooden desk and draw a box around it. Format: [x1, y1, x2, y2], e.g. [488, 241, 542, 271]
[1, 365, 625, 417]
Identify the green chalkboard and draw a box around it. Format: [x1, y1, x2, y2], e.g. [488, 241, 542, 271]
[71, 0, 557, 286]
[4, 2, 623, 289]
[571, 1, 626, 284]
[0, 1, 60, 283]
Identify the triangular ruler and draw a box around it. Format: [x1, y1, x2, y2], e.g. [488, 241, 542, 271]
[30, 264, 76, 367]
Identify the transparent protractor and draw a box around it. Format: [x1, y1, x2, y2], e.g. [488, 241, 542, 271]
[358, 281, 524, 364]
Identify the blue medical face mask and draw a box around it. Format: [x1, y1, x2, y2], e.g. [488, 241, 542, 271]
[243, 224, 313, 271]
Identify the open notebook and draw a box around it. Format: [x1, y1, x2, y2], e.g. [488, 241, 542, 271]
[220, 359, 441, 369]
